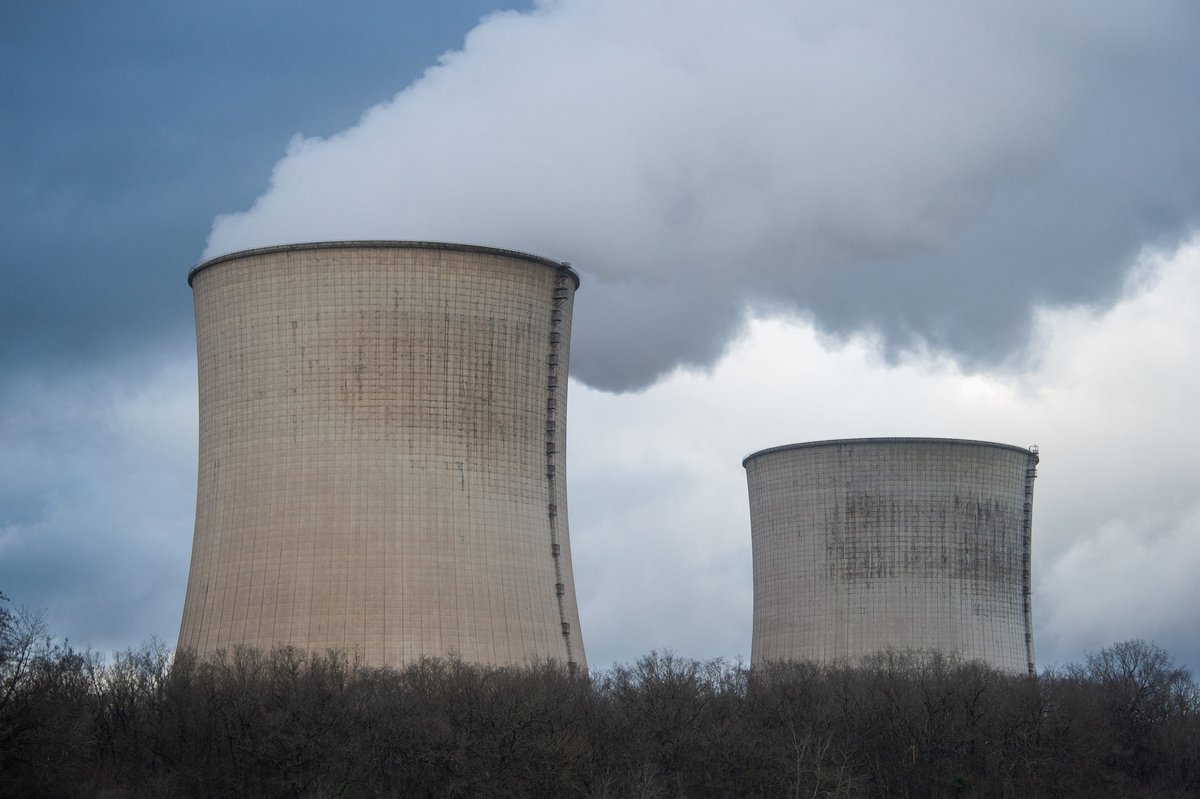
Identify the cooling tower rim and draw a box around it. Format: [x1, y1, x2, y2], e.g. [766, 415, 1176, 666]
[187, 240, 581, 289]
[742, 437, 1039, 468]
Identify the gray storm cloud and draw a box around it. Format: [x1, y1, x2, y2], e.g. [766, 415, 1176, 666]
[204, 0, 1200, 391]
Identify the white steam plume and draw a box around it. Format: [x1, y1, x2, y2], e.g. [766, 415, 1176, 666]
[205, 0, 1200, 390]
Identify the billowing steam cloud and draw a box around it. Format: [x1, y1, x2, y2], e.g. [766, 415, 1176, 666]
[205, 0, 1200, 390]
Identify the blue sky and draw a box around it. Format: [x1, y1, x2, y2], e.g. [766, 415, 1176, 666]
[3, 0, 1199, 671]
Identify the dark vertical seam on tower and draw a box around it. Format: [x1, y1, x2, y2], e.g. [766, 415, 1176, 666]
[546, 268, 577, 674]
[1022, 450, 1039, 675]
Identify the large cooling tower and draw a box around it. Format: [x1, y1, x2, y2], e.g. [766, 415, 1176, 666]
[178, 242, 585, 672]
[744, 438, 1038, 674]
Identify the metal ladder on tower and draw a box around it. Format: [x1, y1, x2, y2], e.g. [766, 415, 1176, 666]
[546, 268, 577, 674]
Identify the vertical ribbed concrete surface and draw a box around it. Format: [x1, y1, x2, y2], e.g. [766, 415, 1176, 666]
[178, 242, 585, 671]
[745, 438, 1038, 674]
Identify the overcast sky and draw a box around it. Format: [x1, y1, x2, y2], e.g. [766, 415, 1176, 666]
[2, 0, 1198, 672]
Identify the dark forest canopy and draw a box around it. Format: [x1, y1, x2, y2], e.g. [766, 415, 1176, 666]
[2, 593, 1198, 798]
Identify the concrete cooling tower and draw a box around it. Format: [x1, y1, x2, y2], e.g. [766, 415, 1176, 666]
[178, 242, 585, 672]
[744, 438, 1038, 674]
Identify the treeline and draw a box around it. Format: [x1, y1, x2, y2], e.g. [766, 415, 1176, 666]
[3, 597, 1199, 797]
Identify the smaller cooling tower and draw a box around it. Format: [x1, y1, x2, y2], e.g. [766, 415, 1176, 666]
[744, 438, 1038, 674]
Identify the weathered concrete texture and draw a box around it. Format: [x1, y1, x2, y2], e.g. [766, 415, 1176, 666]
[178, 242, 585, 671]
[745, 438, 1038, 674]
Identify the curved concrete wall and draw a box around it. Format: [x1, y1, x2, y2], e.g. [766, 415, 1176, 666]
[745, 438, 1037, 673]
[179, 242, 585, 671]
